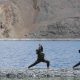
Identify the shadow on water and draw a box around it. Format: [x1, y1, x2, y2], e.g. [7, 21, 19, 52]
[0, 76, 80, 80]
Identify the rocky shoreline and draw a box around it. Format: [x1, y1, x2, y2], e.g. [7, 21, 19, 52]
[0, 68, 79, 79]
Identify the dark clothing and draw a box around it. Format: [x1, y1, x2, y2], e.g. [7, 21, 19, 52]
[28, 49, 50, 68]
[79, 50, 80, 53]
[28, 59, 50, 68]
[36, 50, 44, 60]
[73, 61, 80, 68]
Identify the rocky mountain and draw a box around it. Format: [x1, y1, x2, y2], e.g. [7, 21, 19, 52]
[0, 0, 80, 39]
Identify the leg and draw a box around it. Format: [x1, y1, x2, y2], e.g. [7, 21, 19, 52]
[73, 61, 80, 68]
[42, 60, 50, 69]
[28, 60, 40, 68]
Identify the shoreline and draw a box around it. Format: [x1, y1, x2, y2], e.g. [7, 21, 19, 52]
[0, 68, 79, 79]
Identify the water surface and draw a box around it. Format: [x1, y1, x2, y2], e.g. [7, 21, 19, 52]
[0, 40, 79, 69]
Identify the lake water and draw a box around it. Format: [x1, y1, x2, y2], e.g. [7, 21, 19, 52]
[0, 40, 80, 69]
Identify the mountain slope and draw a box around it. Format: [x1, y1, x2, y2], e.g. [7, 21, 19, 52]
[0, 0, 80, 39]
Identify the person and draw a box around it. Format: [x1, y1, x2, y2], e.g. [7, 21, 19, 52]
[28, 49, 50, 69]
[73, 50, 80, 69]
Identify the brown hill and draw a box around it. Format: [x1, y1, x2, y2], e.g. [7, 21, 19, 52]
[0, 0, 80, 39]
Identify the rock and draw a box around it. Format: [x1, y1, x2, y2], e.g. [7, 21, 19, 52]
[0, 0, 80, 38]
[17, 73, 26, 79]
[6, 73, 16, 78]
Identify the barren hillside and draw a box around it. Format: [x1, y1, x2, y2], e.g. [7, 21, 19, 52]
[0, 0, 80, 39]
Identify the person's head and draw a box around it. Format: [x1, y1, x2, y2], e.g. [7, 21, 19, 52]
[79, 50, 80, 53]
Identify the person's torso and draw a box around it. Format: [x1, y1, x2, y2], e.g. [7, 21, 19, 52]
[37, 52, 44, 60]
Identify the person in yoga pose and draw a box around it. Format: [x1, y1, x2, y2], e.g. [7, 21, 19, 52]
[28, 45, 50, 69]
